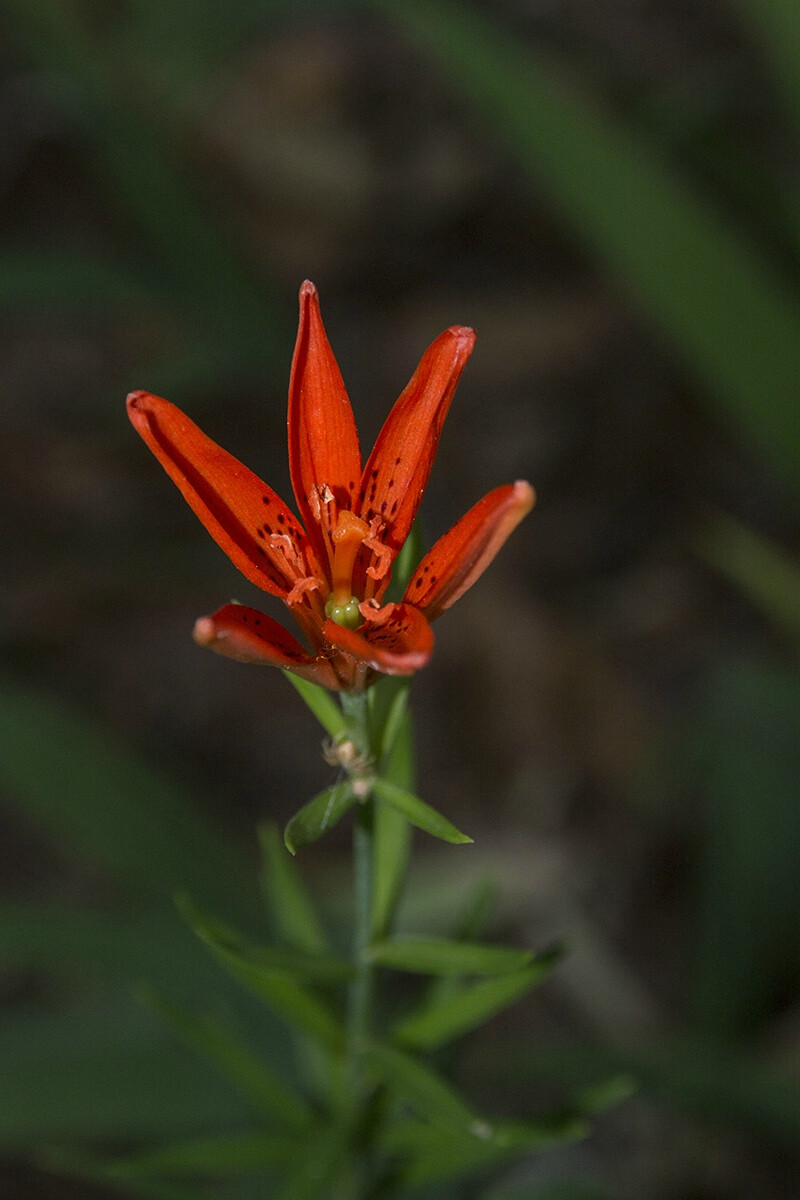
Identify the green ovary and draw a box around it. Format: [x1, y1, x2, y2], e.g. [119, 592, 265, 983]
[325, 596, 362, 630]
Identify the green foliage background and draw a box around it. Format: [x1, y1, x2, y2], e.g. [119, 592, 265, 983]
[1, 0, 799, 1196]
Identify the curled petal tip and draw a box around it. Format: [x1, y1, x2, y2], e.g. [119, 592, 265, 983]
[126, 390, 148, 410]
[193, 616, 218, 647]
[299, 279, 318, 299]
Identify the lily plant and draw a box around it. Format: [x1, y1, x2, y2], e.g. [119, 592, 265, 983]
[95, 282, 620, 1200]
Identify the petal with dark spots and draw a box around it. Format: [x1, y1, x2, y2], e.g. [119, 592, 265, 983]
[356, 326, 476, 564]
[323, 603, 434, 675]
[193, 603, 340, 688]
[407, 481, 535, 621]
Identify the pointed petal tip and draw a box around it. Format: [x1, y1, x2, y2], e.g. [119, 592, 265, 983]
[447, 325, 477, 353]
[299, 279, 318, 299]
[126, 389, 149, 411]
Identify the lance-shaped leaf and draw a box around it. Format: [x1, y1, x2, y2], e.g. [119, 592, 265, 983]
[176, 895, 351, 984]
[365, 936, 535, 976]
[259, 823, 328, 953]
[141, 990, 313, 1131]
[362, 1040, 478, 1133]
[383, 1113, 589, 1189]
[176, 897, 346, 1056]
[371, 777, 472, 845]
[395, 955, 562, 1051]
[284, 784, 357, 855]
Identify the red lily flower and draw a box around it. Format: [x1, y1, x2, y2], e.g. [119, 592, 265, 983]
[127, 281, 534, 692]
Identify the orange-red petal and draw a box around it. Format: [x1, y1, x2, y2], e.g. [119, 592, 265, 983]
[356, 326, 476, 559]
[193, 603, 340, 688]
[323, 603, 434, 675]
[287, 281, 361, 569]
[127, 391, 315, 598]
[405, 481, 535, 621]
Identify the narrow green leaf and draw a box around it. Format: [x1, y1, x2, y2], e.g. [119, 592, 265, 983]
[387, 1114, 588, 1189]
[284, 784, 357, 855]
[363, 1041, 477, 1132]
[378, 0, 800, 484]
[366, 936, 534, 976]
[371, 777, 472, 845]
[275, 1122, 348, 1200]
[176, 895, 351, 983]
[696, 513, 800, 654]
[41, 1154, 206, 1200]
[78, 1130, 300, 1176]
[395, 960, 560, 1050]
[283, 674, 348, 741]
[0, 679, 251, 922]
[259, 823, 328, 953]
[141, 990, 313, 1131]
[176, 896, 347, 1056]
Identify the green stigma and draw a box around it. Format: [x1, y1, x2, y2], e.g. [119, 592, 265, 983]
[325, 596, 362, 630]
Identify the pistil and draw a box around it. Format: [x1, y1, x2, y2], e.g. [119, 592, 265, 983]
[324, 510, 370, 628]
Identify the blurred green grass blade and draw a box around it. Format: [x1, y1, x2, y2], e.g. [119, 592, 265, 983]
[379, 0, 800, 484]
[395, 961, 559, 1051]
[0, 249, 158, 312]
[736, 0, 800, 133]
[141, 990, 314, 1130]
[365, 936, 534, 976]
[371, 777, 472, 845]
[697, 513, 800, 653]
[0, 680, 252, 922]
[176, 894, 352, 983]
[284, 784, 356, 855]
[682, 664, 800, 1038]
[0, 998, 249, 1149]
[371, 706, 414, 940]
[0, 903, 225, 997]
[283, 675, 349, 742]
[363, 1040, 477, 1132]
[259, 823, 329, 953]
[7, 0, 282, 346]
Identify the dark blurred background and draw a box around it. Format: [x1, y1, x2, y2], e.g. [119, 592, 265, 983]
[2, 1, 800, 1197]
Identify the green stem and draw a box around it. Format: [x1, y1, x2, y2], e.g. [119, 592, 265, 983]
[339, 691, 377, 1195]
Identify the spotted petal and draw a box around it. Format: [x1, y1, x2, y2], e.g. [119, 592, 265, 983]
[357, 326, 476, 559]
[288, 281, 362, 570]
[127, 391, 316, 598]
[323, 603, 434, 676]
[406, 481, 535, 621]
[193, 603, 340, 688]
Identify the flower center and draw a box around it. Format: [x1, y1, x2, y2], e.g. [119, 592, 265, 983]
[324, 510, 370, 628]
